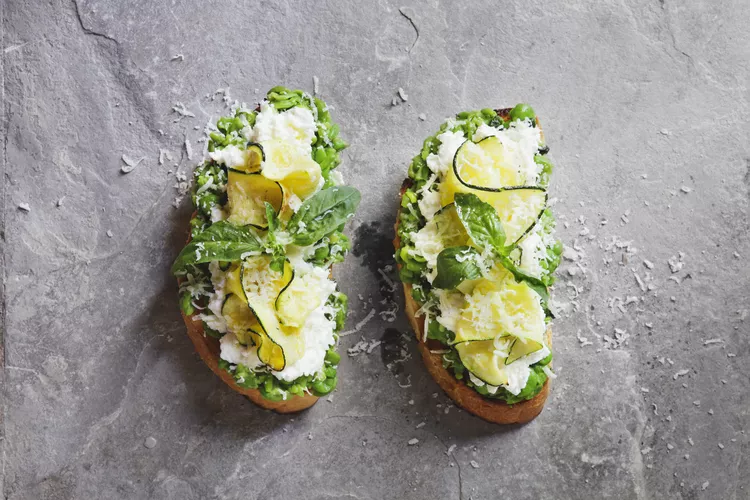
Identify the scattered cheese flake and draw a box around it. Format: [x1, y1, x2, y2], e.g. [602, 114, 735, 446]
[312, 76, 320, 95]
[121, 154, 144, 173]
[701, 481, 710, 491]
[470, 460, 480, 469]
[106, 230, 114, 238]
[172, 102, 195, 118]
[144, 436, 157, 449]
[407, 438, 419, 446]
[398, 87, 408, 102]
[56, 197, 65, 207]
[185, 139, 193, 160]
[415, 422, 425, 429]
[693, 400, 701, 406]
[170, 54, 184, 61]
[673, 369, 689, 380]
[17, 202, 30, 212]
[680, 186, 692, 193]
[418, 113, 426, 121]
[643, 259, 654, 269]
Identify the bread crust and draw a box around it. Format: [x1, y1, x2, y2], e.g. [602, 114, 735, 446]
[394, 108, 551, 424]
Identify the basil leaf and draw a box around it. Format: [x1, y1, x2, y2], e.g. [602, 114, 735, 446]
[453, 193, 506, 254]
[433, 246, 484, 290]
[288, 186, 360, 246]
[171, 221, 263, 275]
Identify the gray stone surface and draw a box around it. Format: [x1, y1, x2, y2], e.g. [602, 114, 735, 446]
[2, 0, 749, 498]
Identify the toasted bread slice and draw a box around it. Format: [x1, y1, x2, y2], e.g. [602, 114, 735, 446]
[182, 312, 318, 413]
[394, 108, 551, 425]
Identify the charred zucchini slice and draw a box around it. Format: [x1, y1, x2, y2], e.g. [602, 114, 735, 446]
[261, 139, 322, 199]
[440, 138, 548, 244]
[453, 269, 546, 345]
[239, 256, 304, 371]
[275, 273, 328, 328]
[227, 143, 264, 174]
[226, 170, 284, 228]
[455, 340, 510, 386]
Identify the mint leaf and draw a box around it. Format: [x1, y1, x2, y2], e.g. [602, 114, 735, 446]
[433, 246, 484, 290]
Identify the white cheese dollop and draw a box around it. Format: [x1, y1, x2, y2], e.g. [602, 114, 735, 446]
[208, 144, 247, 169]
[272, 304, 337, 382]
[250, 102, 317, 153]
[220, 332, 262, 369]
[426, 131, 465, 177]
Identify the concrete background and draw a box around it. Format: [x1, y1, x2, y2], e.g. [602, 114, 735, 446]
[2, 0, 749, 498]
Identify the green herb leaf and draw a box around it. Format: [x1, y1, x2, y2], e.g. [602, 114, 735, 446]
[171, 221, 263, 275]
[498, 255, 549, 306]
[288, 186, 361, 246]
[453, 193, 506, 254]
[433, 246, 484, 290]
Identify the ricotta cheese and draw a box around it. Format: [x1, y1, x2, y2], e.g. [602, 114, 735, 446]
[250, 102, 317, 153]
[208, 144, 247, 169]
[503, 344, 550, 395]
[426, 131, 465, 177]
[272, 304, 337, 382]
[219, 332, 262, 369]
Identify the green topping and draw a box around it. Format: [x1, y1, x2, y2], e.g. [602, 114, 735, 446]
[171, 222, 264, 276]
[288, 186, 361, 246]
[453, 193, 506, 251]
[433, 246, 484, 290]
[509, 103, 536, 123]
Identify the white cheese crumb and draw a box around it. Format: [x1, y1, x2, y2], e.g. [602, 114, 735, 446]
[693, 400, 701, 406]
[121, 154, 143, 173]
[418, 113, 426, 121]
[446, 444, 456, 455]
[407, 438, 419, 446]
[56, 197, 65, 207]
[680, 186, 692, 193]
[144, 436, 157, 449]
[701, 481, 710, 490]
[106, 230, 113, 238]
[398, 87, 408, 102]
[18, 202, 30, 212]
[643, 259, 654, 269]
[312, 76, 320, 95]
[170, 54, 184, 61]
[185, 139, 193, 160]
[415, 422, 425, 429]
[470, 460, 480, 469]
[673, 369, 690, 380]
[172, 102, 195, 118]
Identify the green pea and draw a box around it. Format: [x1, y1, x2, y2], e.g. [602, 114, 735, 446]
[312, 376, 337, 396]
[325, 350, 341, 365]
[324, 366, 337, 379]
[509, 103, 536, 123]
[179, 293, 195, 316]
